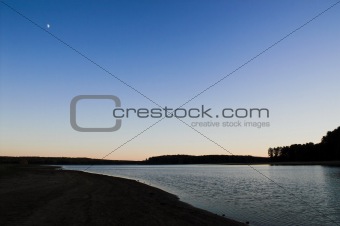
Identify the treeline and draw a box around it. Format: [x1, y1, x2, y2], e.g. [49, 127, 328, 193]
[145, 155, 269, 164]
[0, 155, 269, 165]
[0, 156, 139, 165]
[268, 126, 340, 161]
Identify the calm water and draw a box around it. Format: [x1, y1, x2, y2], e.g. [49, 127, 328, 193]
[62, 165, 340, 226]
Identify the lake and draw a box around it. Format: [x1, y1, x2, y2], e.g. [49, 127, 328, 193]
[62, 165, 340, 226]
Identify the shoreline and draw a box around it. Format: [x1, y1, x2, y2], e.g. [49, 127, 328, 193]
[268, 161, 340, 166]
[0, 165, 245, 226]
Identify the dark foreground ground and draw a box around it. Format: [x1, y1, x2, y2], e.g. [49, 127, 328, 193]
[0, 165, 245, 226]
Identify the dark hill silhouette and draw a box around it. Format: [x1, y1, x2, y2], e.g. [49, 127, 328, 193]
[145, 155, 268, 164]
[268, 126, 340, 161]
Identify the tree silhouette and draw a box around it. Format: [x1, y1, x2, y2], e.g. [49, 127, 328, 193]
[268, 126, 340, 161]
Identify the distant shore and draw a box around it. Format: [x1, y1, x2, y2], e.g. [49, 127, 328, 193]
[0, 165, 245, 226]
[2, 156, 340, 166]
[216, 161, 340, 166]
[268, 161, 340, 166]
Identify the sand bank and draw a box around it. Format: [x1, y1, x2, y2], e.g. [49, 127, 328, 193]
[0, 165, 245, 226]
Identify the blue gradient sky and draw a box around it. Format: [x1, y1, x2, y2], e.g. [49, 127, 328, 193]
[1, 0, 340, 160]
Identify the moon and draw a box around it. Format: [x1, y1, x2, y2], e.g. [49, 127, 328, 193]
[47, 24, 50, 29]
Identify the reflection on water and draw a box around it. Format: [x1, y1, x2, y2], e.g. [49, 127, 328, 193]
[63, 165, 340, 226]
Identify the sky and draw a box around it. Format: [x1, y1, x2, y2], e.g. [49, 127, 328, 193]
[1, 0, 340, 160]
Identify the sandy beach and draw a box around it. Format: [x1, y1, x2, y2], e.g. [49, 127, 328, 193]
[0, 165, 245, 226]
